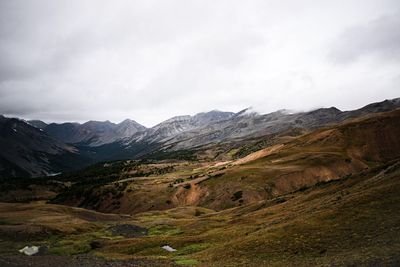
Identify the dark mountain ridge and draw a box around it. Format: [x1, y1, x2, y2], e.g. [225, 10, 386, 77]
[0, 117, 91, 178]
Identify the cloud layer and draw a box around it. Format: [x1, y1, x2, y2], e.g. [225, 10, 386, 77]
[0, 0, 399, 126]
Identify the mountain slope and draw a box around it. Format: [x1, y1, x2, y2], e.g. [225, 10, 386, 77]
[144, 98, 400, 151]
[0, 116, 91, 178]
[27, 120, 48, 129]
[133, 110, 235, 144]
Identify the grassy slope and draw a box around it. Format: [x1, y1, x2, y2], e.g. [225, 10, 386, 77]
[96, 160, 400, 266]
[1, 160, 399, 266]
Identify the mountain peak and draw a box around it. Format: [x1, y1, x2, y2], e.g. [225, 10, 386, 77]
[307, 106, 342, 114]
[83, 120, 115, 127]
[118, 119, 145, 128]
[161, 115, 192, 124]
[120, 118, 134, 124]
[116, 119, 146, 138]
[193, 110, 234, 123]
[235, 107, 258, 117]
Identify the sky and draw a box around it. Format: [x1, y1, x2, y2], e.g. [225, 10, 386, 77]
[0, 0, 399, 127]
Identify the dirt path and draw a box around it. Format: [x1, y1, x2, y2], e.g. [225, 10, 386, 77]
[233, 144, 284, 165]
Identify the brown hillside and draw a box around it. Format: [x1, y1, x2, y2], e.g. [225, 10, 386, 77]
[49, 109, 400, 214]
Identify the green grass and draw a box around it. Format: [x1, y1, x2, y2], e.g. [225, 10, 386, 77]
[48, 236, 91, 255]
[174, 257, 199, 265]
[148, 225, 183, 236]
[176, 243, 211, 255]
[49, 240, 92, 255]
[46, 229, 125, 255]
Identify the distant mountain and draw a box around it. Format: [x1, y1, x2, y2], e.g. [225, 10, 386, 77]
[193, 110, 235, 124]
[140, 110, 235, 143]
[116, 119, 147, 138]
[0, 116, 91, 178]
[338, 98, 400, 120]
[27, 120, 48, 129]
[45, 119, 146, 146]
[152, 98, 400, 150]
[44, 122, 83, 144]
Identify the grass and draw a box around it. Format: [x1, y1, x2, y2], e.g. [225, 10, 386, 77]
[148, 225, 183, 236]
[175, 243, 211, 255]
[174, 257, 199, 265]
[47, 227, 126, 255]
[48, 238, 92, 255]
[1, 160, 400, 266]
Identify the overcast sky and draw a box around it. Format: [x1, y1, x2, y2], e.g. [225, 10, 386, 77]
[0, 0, 399, 127]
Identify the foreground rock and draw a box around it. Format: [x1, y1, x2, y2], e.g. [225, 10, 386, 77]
[18, 246, 42, 256]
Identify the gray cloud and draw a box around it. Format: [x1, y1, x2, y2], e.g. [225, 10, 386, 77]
[329, 11, 400, 64]
[0, 0, 399, 126]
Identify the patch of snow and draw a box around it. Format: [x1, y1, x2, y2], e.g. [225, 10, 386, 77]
[13, 128, 17, 133]
[19, 246, 39, 256]
[161, 245, 177, 252]
[47, 172, 61, 177]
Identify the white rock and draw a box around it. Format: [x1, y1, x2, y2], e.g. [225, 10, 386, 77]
[161, 245, 177, 252]
[19, 246, 39, 256]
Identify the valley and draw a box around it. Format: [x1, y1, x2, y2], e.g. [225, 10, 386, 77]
[1, 104, 400, 266]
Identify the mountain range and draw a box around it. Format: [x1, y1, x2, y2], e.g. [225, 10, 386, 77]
[1, 97, 399, 178]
